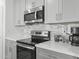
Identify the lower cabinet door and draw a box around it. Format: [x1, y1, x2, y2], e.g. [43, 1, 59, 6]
[5, 39, 16, 59]
[37, 53, 51, 59]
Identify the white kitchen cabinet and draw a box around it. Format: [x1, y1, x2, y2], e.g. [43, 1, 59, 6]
[5, 39, 16, 59]
[13, 0, 25, 25]
[33, 0, 44, 7]
[45, 0, 79, 23]
[26, 0, 36, 10]
[37, 53, 51, 59]
[5, 0, 14, 28]
[62, 0, 79, 22]
[36, 47, 77, 59]
[36, 47, 59, 59]
[25, 0, 44, 10]
[45, 0, 59, 23]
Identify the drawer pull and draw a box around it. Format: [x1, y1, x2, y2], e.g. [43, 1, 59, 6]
[48, 55, 57, 59]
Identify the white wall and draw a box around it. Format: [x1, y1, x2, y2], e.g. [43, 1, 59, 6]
[0, 0, 5, 59]
[0, 6, 3, 59]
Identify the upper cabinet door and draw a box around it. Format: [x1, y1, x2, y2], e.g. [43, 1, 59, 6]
[25, 0, 35, 10]
[14, 0, 25, 25]
[62, 0, 79, 22]
[19, 0, 25, 25]
[45, 0, 59, 23]
[34, 0, 44, 7]
[45, 0, 79, 23]
[25, 0, 44, 10]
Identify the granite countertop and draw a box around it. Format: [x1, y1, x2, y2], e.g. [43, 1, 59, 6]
[5, 36, 25, 41]
[5, 34, 30, 41]
[5, 34, 79, 57]
[36, 40, 79, 57]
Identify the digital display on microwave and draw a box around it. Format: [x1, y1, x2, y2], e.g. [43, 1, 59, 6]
[24, 12, 35, 21]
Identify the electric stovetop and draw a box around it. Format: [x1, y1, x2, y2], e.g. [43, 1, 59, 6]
[17, 38, 48, 46]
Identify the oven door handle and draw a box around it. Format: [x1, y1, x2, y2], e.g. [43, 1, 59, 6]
[17, 44, 35, 50]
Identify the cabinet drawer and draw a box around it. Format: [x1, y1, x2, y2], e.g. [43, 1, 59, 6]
[36, 47, 76, 59]
[37, 53, 51, 59]
[37, 47, 58, 56]
[36, 47, 59, 59]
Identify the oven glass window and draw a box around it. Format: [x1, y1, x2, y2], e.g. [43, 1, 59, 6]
[17, 45, 35, 59]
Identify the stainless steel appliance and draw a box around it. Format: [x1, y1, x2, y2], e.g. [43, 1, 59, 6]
[69, 27, 79, 46]
[24, 6, 44, 24]
[17, 43, 36, 59]
[17, 30, 50, 59]
[71, 27, 79, 35]
[24, 12, 36, 24]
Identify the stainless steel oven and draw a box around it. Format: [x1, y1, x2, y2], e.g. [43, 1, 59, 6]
[17, 30, 50, 59]
[17, 43, 36, 59]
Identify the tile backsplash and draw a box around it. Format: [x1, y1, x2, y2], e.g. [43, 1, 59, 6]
[15, 23, 79, 40]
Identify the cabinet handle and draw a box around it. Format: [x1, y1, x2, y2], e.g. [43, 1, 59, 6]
[48, 55, 57, 59]
[9, 47, 12, 52]
[56, 13, 63, 21]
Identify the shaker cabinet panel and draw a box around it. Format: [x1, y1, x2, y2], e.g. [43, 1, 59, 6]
[26, 0, 44, 10]
[14, 0, 25, 25]
[27, 0, 36, 9]
[5, 39, 16, 59]
[36, 47, 76, 59]
[36, 47, 59, 59]
[45, 0, 79, 23]
[37, 53, 51, 59]
[45, 0, 59, 23]
[34, 0, 44, 7]
[14, 0, 20, 25]
[62, 0, 79, 22]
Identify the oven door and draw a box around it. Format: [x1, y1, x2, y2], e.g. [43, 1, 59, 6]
[17, 43, 36, 59]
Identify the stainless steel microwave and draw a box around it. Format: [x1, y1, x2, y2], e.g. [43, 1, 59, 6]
[24, 6, 44, 24]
